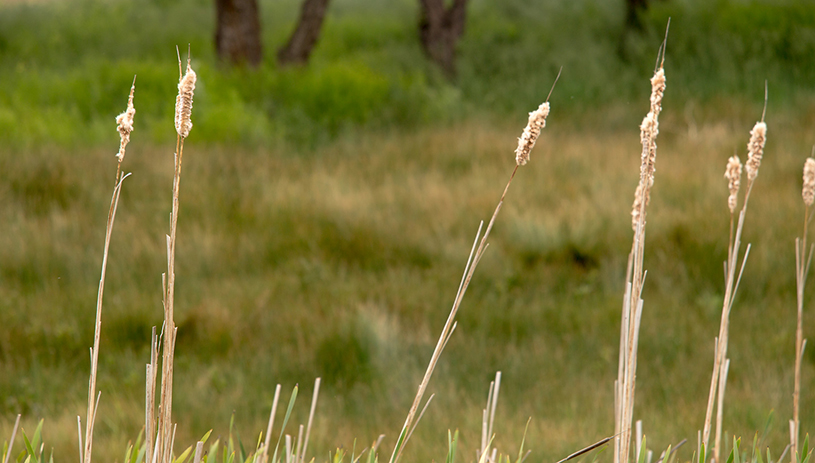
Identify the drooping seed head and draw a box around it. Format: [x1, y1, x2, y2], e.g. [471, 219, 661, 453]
[115, 80, 136, 162]
[745, 122, 767, 182]
[724, 155, 742, 214]
[515, 101, 550, 166]
[803, 157, 815, 207]
[174, 62, 197, 139]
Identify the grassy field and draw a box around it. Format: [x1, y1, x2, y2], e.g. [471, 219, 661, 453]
[1, 0, 815, 462]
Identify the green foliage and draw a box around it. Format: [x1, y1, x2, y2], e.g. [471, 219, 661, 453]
[1, 0, 814, 149]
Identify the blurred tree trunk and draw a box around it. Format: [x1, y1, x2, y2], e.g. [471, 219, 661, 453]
[618, 0, 650, 61]
[624, 0, 649, 31]
[278, 0, 331, 66]
[418, 0, 468, 78]
[215, 0, 263, 67]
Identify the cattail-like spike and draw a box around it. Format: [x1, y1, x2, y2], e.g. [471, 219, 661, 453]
[515, 101, 550, 166]
[724, 155, 742, 214]
[174, 60, 197, 139]
[115, 77, 137, 162]
[745, 122, 767, 182]
[803, 158, 815, 207]
[630, 183, 650, 231]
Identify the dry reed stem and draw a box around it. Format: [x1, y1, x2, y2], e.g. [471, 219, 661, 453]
[478, 372, 502, 463]
[4, 414, 20, 463]
[615, 31, 667, 463]
[702, 105, 768, 462]
[391, 84, 555, 463]
[82, 79, 136, 463]
[300, 378, 321, 463]
[791, 156, 815, 461]
[153, 47, 196, 463]
[261, 384, 283, 463]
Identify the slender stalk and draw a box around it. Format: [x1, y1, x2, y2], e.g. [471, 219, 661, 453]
[792, 157, 815, 461]
[703, 111, 767, 461]
[84, 77, 136, 463]
[390, 166, 519, 463]
[155, 47, 196, 463]
[616, 30, 667, 462]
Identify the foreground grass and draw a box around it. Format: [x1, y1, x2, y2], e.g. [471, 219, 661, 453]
[1, 109, 813, 461]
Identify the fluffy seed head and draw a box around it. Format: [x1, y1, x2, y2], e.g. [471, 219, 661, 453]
[745, 122, 767, 182]
[175, 62, 197, 139]
[631, 182, 650, 231]
[115, 80, 136, 162]
[515, 101, 550, 166]
[649, 68, 666, 116]
[724, 155, 742, 214]
[803, 157, 815, 207]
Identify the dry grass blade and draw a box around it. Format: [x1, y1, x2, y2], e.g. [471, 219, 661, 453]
[300, 378, 321, 463]
[262, 384, 283, 463]
[4, 414, 20, 463]
[556, 435, 615, 463]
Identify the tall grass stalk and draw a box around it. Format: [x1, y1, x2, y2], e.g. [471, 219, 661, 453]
[388, 74, 558, 463]
[791, 156, 815, 461]
[81, 77, 136, 463]
[701, 90, 768, 463]
[478, 371, 502, 463]
[3, 414, 20, 463]
[614, 35, 667, 463]
[152, 48, 196, 463]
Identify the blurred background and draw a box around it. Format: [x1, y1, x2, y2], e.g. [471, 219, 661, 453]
[1, 0, 815, 461]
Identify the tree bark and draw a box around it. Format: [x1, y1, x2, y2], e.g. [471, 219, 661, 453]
[215, 0, 263, 67]
[418, 0, 468, 78]
[278, 0, 331, 66]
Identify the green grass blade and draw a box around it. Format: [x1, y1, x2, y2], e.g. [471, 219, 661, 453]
[272, 385, 299, 463]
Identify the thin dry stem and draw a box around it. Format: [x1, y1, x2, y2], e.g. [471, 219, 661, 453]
[703, 114, 768, 462]
[4, 414, 20, 463]
[792, 161, 815, 460]
[616, 53, 666, 463]
[300, 378, 321, 463]
[83, 82, 136, 463]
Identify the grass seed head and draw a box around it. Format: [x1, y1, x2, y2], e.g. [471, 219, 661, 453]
[115, 81, 136, 162]
[745, 122, 767, 182]
[175, 61, 197, 139]
[631, 182, 650, 231]
[649, 68, 666, 115]
[515, 101, 550, 166]
[803, 157, 815, 207]
[724, 155, 742, 214]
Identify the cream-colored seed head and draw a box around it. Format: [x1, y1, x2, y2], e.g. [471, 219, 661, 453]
[649, 68, 666, 115]
[174, 62, 197, 139]
[515, 101, 550, 166]
[631, 182, 650, 231]
[745, 122, 767, 182]
[115, 82, 136, 162]
[803, 157, 815, 207]
[724, 155, 742, 214]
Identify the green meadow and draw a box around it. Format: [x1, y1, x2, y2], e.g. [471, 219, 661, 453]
[1, 0, 815, 461]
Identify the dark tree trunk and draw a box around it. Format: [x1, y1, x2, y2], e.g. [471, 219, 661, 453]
[277, 0, 331, 66]
[618, 0, 651, 61]
[418, 0, 468, 78]
[624, 0, 649, 31]
[215, 0, 263, 67]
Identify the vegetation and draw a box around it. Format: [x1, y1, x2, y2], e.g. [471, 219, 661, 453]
[1, 0, 815, 462]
